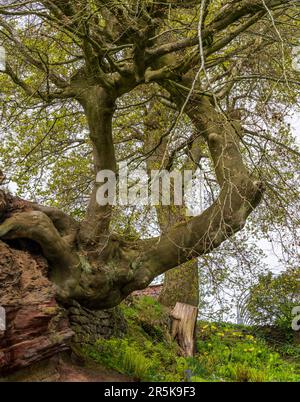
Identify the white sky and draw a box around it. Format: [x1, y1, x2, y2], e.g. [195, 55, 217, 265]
[258, 112, 300, 273]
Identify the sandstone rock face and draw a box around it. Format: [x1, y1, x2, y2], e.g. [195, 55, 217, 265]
[0, 192, 128, 380]
[0, 240, 73, 375]
[0, 238, 128, 379]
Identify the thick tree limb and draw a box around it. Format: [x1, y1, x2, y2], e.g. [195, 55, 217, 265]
[121, 96, 264, 295]
[0, 211, 81, 290]
[29, 203, 79, 245]
[77, 86, 117, 247]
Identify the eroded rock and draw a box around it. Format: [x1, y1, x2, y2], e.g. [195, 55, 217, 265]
[0, 240, 73, 375]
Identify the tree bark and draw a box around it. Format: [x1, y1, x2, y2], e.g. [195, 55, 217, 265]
[159, 262, 199, 308]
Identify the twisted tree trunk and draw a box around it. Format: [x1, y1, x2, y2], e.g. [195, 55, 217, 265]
[0, 92, 264, 377]
[0, 0, 293, 379]
[0, 94, 264, 310]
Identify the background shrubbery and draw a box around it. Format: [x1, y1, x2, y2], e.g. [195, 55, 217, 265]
[246, 268, 299, 336]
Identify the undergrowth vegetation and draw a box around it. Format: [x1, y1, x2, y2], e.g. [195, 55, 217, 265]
[82, 296, 300, 382]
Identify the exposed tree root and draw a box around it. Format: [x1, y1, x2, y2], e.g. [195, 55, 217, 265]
[0, 210, 81, 298]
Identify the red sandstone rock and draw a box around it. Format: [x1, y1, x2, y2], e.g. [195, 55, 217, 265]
[0, 240, 73, 375]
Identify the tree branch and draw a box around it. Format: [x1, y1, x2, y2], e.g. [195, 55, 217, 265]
[122, 96, 265, 294]
[146, 0, 292, 59]
[77, 86, 117, 247]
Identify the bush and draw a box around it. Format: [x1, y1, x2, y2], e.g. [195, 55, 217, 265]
[246, 268, 300, 333]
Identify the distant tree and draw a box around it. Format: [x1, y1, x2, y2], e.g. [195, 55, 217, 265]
[246, 269, 300, 330]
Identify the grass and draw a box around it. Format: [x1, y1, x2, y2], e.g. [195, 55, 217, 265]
[81, 296, 300, 382]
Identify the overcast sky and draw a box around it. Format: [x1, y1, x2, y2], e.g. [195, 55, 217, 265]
[259, 112, 300, 273]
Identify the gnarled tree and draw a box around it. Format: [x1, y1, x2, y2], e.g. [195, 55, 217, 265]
[0, 0, 299, 312]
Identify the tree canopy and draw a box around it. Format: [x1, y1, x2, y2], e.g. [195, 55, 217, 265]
[0, 0, 299, 310]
